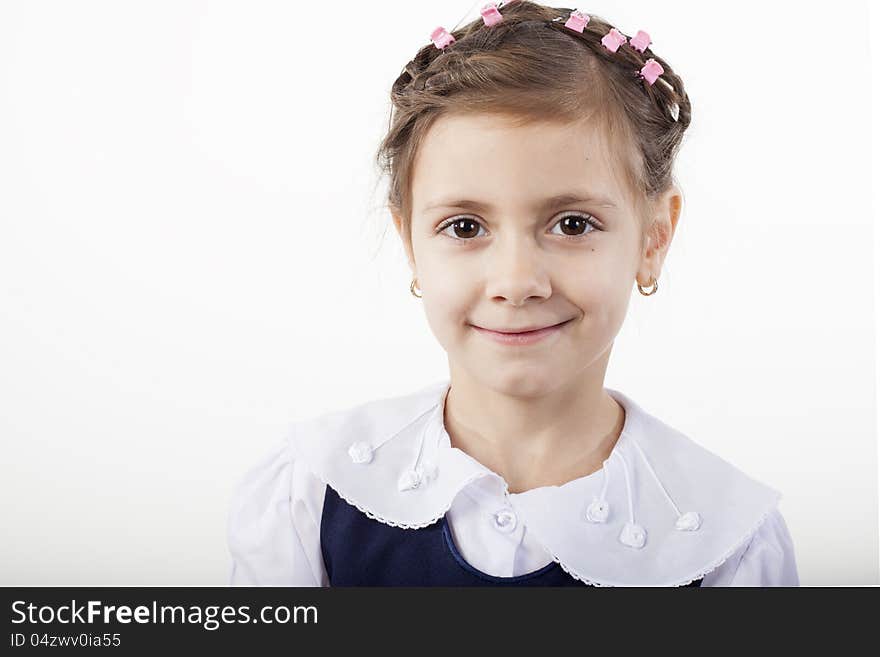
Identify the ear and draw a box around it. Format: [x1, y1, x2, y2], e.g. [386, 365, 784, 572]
[637, 185, 682, 287]
[391, 210, 417, 273]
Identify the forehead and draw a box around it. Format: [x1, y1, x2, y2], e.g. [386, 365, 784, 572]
[411, 113, 630, 212]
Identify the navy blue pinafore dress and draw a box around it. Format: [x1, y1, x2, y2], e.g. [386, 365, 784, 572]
[320, 485, 703, 587]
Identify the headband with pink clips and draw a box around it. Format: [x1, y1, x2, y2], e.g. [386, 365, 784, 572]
[429, 4, 665, 86]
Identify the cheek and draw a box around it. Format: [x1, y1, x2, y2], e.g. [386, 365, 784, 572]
[416, 257, 474, 342]
[567, 258, 633, 326]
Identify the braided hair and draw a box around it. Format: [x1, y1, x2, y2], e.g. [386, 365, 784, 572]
[376, 1, 692, 249]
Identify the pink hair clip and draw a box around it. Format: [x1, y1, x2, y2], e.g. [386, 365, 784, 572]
[430, 26, 456, 50]
[481, 3, 503, 27]
[601, 28, 627, 53]
[563, 9, 590, 33]
[629, 30, 651, 53]
[638, 58, 664, 85]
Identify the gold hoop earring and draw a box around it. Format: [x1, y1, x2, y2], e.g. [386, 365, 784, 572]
[637, 275, 658, 296]
[410, 277, 422, 298]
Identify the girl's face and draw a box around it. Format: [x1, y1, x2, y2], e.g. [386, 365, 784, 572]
[393, 113, 678, 399]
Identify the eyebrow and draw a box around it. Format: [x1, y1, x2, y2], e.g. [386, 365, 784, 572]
[421, 192, 618, 213]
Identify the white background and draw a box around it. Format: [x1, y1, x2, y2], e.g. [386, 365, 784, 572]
[0, 0, 877, 586]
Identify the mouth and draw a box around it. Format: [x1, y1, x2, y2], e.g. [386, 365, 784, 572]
[470, 319, 573, 346]
[473, 319, 573, 334]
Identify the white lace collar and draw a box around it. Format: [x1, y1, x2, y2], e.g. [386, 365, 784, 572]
[290, 379, 782, 587]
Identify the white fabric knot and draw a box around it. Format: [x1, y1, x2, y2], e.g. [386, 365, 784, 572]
[585, 498, 610, 523]
[619, 522, 647, 549]
[675, 511, 701, 531]
[347, 441, 374, 464]
[397, 468, 422, 491]
[492, 509, 517, 533]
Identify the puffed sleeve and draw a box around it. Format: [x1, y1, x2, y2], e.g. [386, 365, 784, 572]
[700, 506, 800, 586]
[227, 434, 328, 586]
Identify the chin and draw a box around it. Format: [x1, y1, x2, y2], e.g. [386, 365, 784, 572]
[479, 367, 563, 400]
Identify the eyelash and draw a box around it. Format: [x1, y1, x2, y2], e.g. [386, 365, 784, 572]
[435, 212, 602, 244]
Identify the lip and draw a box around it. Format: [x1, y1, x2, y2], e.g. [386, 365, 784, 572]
[471, 319, 572, 346]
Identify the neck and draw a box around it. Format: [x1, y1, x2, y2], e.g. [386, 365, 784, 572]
[442, 360, 625, 494]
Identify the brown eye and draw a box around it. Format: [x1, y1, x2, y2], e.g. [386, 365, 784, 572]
[556, 214, 594, 236]
[551, 213, 600, 240]
[438, 217, 485, 240]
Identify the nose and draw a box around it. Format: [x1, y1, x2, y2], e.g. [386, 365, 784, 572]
[484, 234, 552, 306]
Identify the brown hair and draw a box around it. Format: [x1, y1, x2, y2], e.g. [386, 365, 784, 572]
[373, 1, 692, 252]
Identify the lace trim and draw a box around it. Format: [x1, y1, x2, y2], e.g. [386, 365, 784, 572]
[530, 499, 780, 587]
[307, 457, 495, 530]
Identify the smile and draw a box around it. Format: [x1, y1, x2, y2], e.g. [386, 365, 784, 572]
[470, 319, 572, 346]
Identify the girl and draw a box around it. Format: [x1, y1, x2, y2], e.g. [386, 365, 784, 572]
[227, 1, 799, 586]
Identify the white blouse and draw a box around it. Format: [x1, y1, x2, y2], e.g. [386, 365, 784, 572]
[227, 380, 799, 587]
